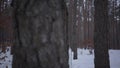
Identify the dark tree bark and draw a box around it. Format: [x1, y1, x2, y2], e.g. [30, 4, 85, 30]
[72, 0, 78, 59]
[11, 0, 69, 68]
[67, 0, 78, 59]
[94, 0, 110, 68]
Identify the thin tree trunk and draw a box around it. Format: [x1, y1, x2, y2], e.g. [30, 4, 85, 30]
[68, 0, 78, 59]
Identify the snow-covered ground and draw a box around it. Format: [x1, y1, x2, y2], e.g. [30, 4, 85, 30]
[0, 47, 120, 68]
[0, 47, 13, 68]
[109, 50, 120, 68]
[69, 48, 120, 68]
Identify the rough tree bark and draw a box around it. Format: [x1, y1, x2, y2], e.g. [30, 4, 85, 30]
[11, 0, 69, 68]
[94, 0, 110, 68]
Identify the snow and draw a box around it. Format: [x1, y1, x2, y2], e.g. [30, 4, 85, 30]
[69, 48, 120, 68]
[69, 48, 94, 68]
[0, 47, 13, 68]
[109, 50, 120, 68]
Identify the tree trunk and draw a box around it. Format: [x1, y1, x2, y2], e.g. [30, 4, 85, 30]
[11, 0, 69, 68]
[67, 0, 78, 59]
[94, 0, 110, 68]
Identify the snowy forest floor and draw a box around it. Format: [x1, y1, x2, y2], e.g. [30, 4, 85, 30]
[69, 48, 120, 68]
[0, 47, 120, 68]
[0, 47, 12, 68]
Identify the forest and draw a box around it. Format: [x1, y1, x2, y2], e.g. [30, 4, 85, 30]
[0, 0, 120, 68]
